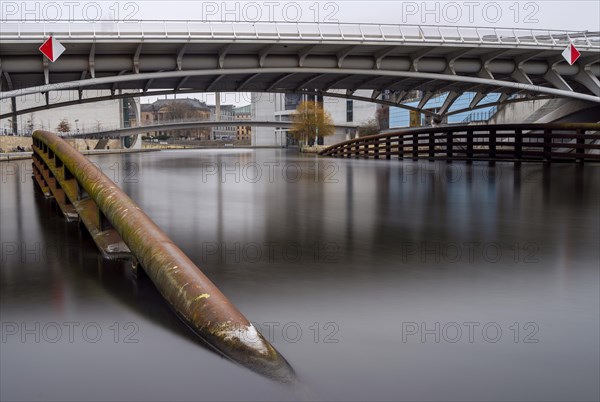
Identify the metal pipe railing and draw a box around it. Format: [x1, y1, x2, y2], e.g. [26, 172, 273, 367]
[31, 130, 294, 382]
[1, 20, 598, 49]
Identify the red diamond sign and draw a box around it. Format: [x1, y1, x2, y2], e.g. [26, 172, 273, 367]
[561, 43, 581, 65]
[39, 36, 65, 62]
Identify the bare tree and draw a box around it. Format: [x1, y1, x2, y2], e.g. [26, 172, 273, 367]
[164, 101, 197, 120]
[56, 118, 71, 134]
[27, 113, 36, 134]
[162, 101, 210, 138]
[357, 118, 380, 137]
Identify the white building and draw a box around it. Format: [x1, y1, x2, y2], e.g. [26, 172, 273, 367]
[251, 90, 378, 147]
[208, 104, 236, 140]
[1, 90, 140, 136]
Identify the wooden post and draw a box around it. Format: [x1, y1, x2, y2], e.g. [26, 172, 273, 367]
[385, 138, 391, 160]
[446, 131, 453, 160]
[428, 132, 435, 161]
[543, 128, 552, 162]
[576, 128, 585, 164]
[515, 129, 523, 161]
[466, 129, 473, 162]
[398, 136, 404, 160]
[412, 133, 419, 161]
[489, 129, 496, 159]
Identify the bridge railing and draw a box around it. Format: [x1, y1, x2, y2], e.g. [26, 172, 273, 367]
[2, 20, 598, 48]
[30, 130, 294, 382]
[62, 116, 240, 136]
[319, 123, 600, 163]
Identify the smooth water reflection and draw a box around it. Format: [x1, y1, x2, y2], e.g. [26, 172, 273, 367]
[1, 150, 598, 401]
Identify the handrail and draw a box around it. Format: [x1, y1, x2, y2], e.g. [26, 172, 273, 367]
[319, 123, 600, 163]
[31, 130, 294, 382]
[1, 20, 598, 49]
[67, 119, 358, 138]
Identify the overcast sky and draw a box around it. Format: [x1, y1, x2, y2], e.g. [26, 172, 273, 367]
[12, 0, 588, 30]
[4, 1, 599, 106]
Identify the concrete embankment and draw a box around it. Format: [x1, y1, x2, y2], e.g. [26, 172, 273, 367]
[1, 136, 157, 161]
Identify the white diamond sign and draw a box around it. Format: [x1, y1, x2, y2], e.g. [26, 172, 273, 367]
[561, 43, 581, 66]
[39, 36, 66, 62]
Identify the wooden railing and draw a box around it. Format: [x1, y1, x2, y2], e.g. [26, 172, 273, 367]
[319, 123, 600, 163]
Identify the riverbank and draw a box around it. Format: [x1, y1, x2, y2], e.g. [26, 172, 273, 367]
[0, 136, 125, 153]
[0, 148, 158, 162]
[142, 143, 288, 150]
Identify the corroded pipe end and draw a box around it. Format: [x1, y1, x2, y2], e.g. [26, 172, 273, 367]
[202, 323, 296, 383]
[32, 130, 296, 383]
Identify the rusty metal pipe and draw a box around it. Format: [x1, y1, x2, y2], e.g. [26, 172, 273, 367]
[32, 130, 294, 382]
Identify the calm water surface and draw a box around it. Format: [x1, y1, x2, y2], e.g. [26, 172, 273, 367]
[1, 149, 599, 401]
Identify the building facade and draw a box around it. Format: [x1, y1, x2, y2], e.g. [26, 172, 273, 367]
[208, 104, 236, 140]
[388, 92, 499, 128]
[140, 98, 211, 139]
[234, 104, 252, 141]
[250, 90, 377, 147]
[1, 90, 139, 136]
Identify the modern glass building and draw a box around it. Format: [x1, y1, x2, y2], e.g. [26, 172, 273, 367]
[389, 92, 500, 128]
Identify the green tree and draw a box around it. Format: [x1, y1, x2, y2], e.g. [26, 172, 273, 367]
[289, 101, 334, 148]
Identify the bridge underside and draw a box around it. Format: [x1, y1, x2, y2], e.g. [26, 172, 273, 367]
[2, 35, 599, 120]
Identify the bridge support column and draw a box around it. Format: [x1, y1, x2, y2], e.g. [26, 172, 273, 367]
[446, 132, 453, 160]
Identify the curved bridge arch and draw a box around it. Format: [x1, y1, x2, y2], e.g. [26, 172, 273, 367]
[73, 119, 358, 138]
[1, 20, 598, 124]
[2, 67, 599, 104]
[2, 87, 555, 121]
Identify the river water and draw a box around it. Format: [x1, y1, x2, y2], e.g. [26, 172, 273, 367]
[1, 149, 599, 401]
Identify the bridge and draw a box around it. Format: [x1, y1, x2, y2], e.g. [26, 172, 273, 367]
[70, 119, 359, 138]
[319, 123, 600, 163]
[1, 20, 599, 126]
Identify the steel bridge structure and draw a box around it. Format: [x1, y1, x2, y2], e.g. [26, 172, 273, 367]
[1, 20, 599, 125]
